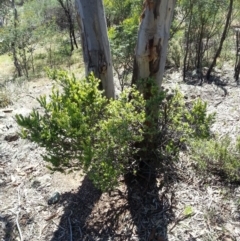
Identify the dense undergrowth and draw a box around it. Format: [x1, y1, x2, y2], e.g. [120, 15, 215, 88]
[15, 70, 227, 191]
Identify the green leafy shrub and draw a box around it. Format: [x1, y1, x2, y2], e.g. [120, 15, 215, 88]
[185, 99, 215, 139]
[167, 37, 183, 68]
[145, 86, 215, 161]
[108, 17, 139, 90]
[16, 70, 145, 191]
[190, 136, 240, 182]
[16, 71, 215, 191]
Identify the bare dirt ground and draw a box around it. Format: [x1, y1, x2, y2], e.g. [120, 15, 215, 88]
[0, 66, 240, 241]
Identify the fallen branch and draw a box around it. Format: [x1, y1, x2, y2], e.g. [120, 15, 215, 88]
[45, 212, 58, 221]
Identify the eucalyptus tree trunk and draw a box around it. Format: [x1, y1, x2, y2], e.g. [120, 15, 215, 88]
[132, 0, 176, 89]
[75, 0, 115, 99]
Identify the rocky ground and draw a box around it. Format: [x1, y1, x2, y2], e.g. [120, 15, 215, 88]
[0, 66, 240, 241]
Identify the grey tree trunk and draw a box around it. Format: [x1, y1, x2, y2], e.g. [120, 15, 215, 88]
[132, 0, 176, 89]
[75, 0, 115, 99]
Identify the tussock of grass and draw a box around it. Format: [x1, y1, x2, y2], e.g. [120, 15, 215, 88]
[0, 90, 12, 108]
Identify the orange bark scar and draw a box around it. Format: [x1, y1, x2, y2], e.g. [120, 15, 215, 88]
[149, 46, 158, 63]
[148, 38, 161, 75]
[145, 0, 155, 9]
[148, 38, 158, 62]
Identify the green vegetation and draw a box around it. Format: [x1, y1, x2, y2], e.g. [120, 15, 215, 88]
[16, 71, 145, 190]
[183, 206, 194, 217]
[0, 0, 239, 190]
[105, 0, 142, 89]
[0, 0, 81, 79]
[16, 70, 215, 191]
[190, 136, 240, 182]
[1, 2, 240, 241]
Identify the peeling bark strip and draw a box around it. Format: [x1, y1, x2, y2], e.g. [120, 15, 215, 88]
[132, 0, 176, 89]
[75, 0, 115, 99]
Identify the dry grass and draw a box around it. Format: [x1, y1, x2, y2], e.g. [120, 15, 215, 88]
[0, 54, 15, 83]
[0, 53, 15, 107]
[0, 38, 85, 111]
[0, 90, 12, 108]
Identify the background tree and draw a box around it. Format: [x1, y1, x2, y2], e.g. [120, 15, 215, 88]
[0, 0, 83, 78]
[57, 0, 78, 52]
[175, 0, 235, 82]
[234, 28, 240, 82]
[105, 0, 142, 90]
[206, 0, 234, 80]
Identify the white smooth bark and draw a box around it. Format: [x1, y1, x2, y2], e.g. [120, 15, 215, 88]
[75, 0, 115, 99]
[133, 0, 176, 89]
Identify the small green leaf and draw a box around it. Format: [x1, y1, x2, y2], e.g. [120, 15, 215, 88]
[183, 206, 193, 216]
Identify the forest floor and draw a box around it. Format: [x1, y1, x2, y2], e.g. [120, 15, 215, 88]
[0, 63, 240, 241]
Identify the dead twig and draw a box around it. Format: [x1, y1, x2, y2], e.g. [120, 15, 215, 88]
[16, 212, 23, 241]
[45, 212, 58, 221]
[16, 186, 23, 241]
[169, 214, 194, 232]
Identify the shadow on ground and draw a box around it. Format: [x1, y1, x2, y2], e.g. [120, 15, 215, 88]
[48, 176, 102, 241]
[48, 161, 177, 241]
[125, 166, 176, 241]
[184, 72, 239, 96]
[0, 214, 15, 241]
